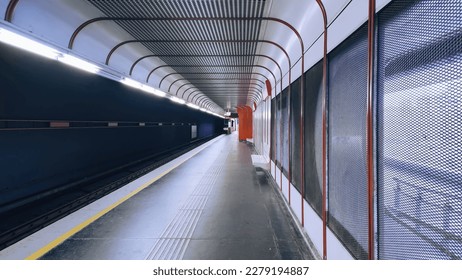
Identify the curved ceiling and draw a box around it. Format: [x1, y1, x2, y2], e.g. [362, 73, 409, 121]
[1, 0, 392, 113]
[83, 0, 267, 112]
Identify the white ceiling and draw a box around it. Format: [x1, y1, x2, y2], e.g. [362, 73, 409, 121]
[1, 0, 392, 112]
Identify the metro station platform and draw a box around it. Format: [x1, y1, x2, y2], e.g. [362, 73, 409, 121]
[0, 133, 314, 260]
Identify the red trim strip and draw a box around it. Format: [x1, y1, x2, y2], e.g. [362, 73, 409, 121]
[279, 83, 283, 191]
[265, 79, 272, 97]
[367, 0, 376, 260]
[49, 121, 70, 128]
[4, 0, 19, 22]
[315, 0, 328, 260]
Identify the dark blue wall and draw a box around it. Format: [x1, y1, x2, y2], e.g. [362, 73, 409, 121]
[0, 42, 223, 206]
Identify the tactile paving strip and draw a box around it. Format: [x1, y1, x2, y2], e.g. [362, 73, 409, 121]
[145, 149, 229, 260]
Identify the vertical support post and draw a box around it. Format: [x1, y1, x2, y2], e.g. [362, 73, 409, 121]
[299, 29, 305, 228]
[4, 0, 19, 22]
[279, 84, 283, 191]
[288, 76, 292, 206]
[315, 0, 328, 260]
[266, 80, 272, 156]
[367, 0, 376, 260]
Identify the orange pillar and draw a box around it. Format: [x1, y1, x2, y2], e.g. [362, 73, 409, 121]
[237, 106, 244, 141]
[237, 105, 253, 141]
[245, 106, 253, 139]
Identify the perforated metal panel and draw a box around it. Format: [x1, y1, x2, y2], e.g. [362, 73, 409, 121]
[377, 0, 462, 260]
[328, 24, 368, 259]
[281, 89, 290, 176]
[271, 98, 276, 161]
[290, 77, 302, 192]
[253, 100, 265, 155]
[304, 60, 323, 216]
[275, 94, 282, 167]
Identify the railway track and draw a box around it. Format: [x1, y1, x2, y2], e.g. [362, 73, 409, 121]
[0, 136, 218, 251]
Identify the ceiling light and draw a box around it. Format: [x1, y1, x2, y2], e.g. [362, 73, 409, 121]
[0, 27, 60, 60]
[120, 77, 141, 89]
[187, 103, 200, 110]
[170, 96, 186, 104]
[121, 78, 167, 97]
[57, 54, 100, 74]
[141, 85, 166, 97]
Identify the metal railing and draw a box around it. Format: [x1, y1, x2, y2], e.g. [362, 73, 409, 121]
[383, 158, 462, 259]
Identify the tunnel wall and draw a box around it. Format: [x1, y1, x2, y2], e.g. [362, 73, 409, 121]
[0, 42, 224, 207]
[258, 0, 462, 260]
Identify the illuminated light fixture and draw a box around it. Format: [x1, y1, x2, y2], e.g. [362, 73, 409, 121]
[121, 77, 141, 89]
[0, 28, 99, 74]
[0, 28, 225, 116]
[0, 27, 60, 59]
[57, 53, 100, 74]
[187, 103, 200, 110]
[211, 112, 226, 119]
[224, 111, 231, 117]
[170, 96, 186, 104]
[140, 85, 166, 97]
[203, 109, 224, 119]
[121, 78, 166, 97]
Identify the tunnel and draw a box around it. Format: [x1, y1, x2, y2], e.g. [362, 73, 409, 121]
[0, 0, 461, 262]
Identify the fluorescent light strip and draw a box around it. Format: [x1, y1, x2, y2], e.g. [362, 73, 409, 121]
[0, 27, 224, 117]
[120, 77, 141, 89]
[121, 78, 166, 98]
[141, 85, 166, 97]
[57, 54, 100, 74]
[0, 27, 99, 74]
[0, 28, 60, 60]
[170, 96, 186, 104]
[187, 103, 200, 110]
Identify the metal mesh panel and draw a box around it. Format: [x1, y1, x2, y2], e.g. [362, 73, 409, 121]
[275, 94, 281, 167]
[377, 0, 462, 260]
[271, 98, 276, 161]
[290, 77, 302, 191]
[281, 89, 290, 175]
[253, 102, 264, 155]
[304, 60, 323, 216]
[328, 24, 368, 259]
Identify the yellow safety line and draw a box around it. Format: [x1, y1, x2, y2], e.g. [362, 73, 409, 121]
[25, 145, 207, 260]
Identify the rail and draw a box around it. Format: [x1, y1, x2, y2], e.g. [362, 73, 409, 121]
[383, 158, 462, 259]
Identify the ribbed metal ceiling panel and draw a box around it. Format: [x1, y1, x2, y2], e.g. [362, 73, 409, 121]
[87, 0, 267, 111]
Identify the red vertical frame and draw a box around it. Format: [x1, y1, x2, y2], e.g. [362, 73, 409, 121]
[367, 0, 376, 260]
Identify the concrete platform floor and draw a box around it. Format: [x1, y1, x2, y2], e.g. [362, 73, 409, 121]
[40, 133, 313, 260]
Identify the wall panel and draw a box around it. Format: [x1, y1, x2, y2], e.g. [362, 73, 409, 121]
[304, 60, 323, 216]
[327, 24, 369, 260]
[290, 77, 302, 192]
[377, 0, 462, 260]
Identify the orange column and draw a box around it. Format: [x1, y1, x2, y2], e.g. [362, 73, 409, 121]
[245, 106, 253, 139]
[237, 106, 244, 140]
[237, 105, 253, 141]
